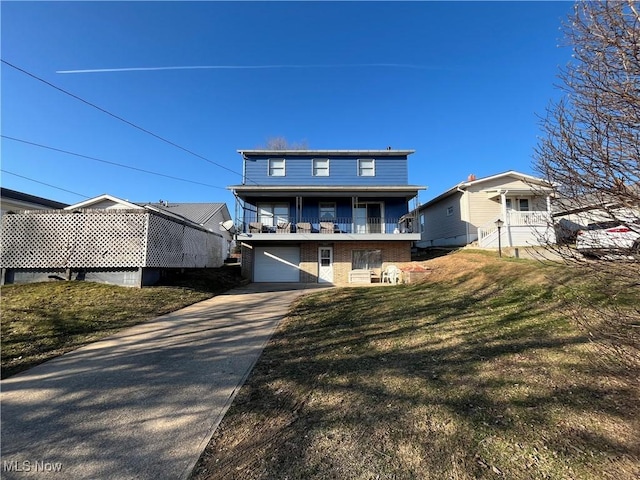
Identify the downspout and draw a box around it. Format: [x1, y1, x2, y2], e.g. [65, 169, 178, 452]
[242, 154, 247, 185]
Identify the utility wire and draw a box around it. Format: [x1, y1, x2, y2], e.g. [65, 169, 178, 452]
[2, 135, 228, 190]
[1, 59, 256, 184]
[1, 169, 90, 198]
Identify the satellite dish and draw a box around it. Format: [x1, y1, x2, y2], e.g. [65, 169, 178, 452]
[219, 220, 236, 234]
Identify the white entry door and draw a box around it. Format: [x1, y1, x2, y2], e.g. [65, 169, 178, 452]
[318, 246, 333, 283]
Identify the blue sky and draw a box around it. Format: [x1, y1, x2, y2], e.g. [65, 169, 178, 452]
[1, 1, 574, 214]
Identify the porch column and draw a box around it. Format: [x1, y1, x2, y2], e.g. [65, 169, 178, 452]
[500, 191, 512, 247]
[500, 191, 508, 225]
[296, 196, 303, 223]
[352, 196, 358, 232]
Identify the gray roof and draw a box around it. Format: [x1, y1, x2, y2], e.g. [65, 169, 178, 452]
[230, 185, 425, 199]
[237, 149, 415, 156]
[144, 202, 229, 228]
[1, 187, 69, 210]
[418, 170, 554, 210]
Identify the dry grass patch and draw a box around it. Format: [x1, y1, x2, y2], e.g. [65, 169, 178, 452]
[192, 252, 639, 480]
[1, 266, 244, 378]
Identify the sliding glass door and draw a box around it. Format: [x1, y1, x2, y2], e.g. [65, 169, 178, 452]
[354, 203, 383, 234]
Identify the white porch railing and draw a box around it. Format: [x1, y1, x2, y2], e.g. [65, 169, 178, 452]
[507, 211, 550, 225]
[479, 225, 499, 243]
[477, 211, 552, 248]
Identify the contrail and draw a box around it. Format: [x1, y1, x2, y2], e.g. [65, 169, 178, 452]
[56, 64, 432, 74]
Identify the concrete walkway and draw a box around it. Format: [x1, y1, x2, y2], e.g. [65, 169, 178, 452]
[1, 283, 327, 479]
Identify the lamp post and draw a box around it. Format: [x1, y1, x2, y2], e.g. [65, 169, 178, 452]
[495, 219, 504, 258]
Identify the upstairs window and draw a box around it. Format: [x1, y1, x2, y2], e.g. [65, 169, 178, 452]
[313, 158, 329, 176]
[519, 199, 530, 211]
[446, 206, 454, 216]
[358, 159, 375, 177]
[319, 202, 336, 220]
[269, 158, 285, 177]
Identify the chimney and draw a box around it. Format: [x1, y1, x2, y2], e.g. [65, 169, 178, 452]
[467, 174, 476, 182]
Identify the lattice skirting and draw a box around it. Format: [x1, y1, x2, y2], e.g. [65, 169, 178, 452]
[1, 211, 225, 269]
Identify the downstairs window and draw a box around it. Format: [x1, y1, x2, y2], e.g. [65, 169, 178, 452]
[352, 249, 382, 270]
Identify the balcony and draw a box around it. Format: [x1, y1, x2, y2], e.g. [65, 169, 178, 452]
[240, 217, 420, 241]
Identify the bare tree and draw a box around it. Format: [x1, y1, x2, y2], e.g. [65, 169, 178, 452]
[535, 1, 640, 368]
[259, 136, 309, 150]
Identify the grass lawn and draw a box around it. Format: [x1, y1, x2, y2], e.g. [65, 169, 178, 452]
[192, 252, 639, 480]
[1, 266, 244, 378]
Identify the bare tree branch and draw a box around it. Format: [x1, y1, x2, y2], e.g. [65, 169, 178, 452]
[258, 136, 309, 150]
[534, 1, 640, 369]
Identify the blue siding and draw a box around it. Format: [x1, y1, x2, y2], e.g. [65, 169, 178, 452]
[244, 197, 409, 221]
[243, 154, 408, 185]
[241, 196, 410, 234]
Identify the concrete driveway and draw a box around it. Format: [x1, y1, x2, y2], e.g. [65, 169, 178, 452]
[1, 283, 328, 479]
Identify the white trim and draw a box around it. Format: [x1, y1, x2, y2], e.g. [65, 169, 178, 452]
[65, 194, 143, 211]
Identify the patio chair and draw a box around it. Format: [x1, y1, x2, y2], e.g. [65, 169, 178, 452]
[276, 222, 291, 233]
[249, 222, 263, 233]
[382, 265, 401, 284]
[296, 222, 312, 233]
[320, 221, 334, 234]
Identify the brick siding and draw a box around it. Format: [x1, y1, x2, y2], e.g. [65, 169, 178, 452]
[242, 240, 411, 284]
[301, 241, 411, 284]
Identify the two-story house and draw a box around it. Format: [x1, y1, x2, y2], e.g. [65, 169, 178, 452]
[230, 149, 425, 284]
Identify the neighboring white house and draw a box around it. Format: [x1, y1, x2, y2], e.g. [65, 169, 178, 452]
[0, 187, 68, 215]
[415, 171, 556, 249]
[1, 194, 231, 287]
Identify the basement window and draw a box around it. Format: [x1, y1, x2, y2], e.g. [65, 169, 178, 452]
[352, 249, 382, 270]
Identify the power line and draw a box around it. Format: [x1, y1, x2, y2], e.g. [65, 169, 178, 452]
[2, 135, 228, 190]
[1, 59, 256, 184]
[1, 169, 90, 198]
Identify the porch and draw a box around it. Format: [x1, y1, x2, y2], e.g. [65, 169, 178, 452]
[240, 216, 420, 241]
[477, 211, 555, 248]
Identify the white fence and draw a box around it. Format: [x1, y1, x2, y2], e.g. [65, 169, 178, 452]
[1, 210, 224, 269]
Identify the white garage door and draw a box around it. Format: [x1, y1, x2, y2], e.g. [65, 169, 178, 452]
[254, 246, 301, 282]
